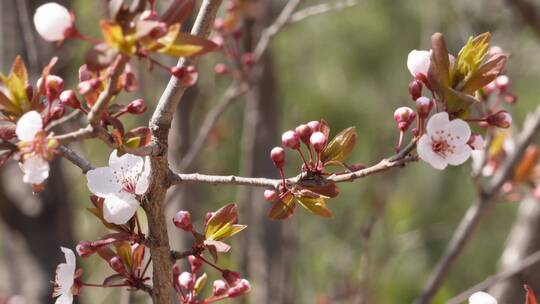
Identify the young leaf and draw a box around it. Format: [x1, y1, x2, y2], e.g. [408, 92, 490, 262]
[296, 196, 333, 218]
[454, 32, 490, 84]
[268, 191, 296, 220]
[115, 241, 132, 269]
[513, 146, 539, 184]
[427, 32, 451, 95]
[100, 21, 136, 55]
[194, 273, 208, 296]
[525, 285, 538, 304]
[320, 127, 357, 163]
[205, 203, 246, 241]
[0, 56, 30, 114]
[461, 53, 507, 95]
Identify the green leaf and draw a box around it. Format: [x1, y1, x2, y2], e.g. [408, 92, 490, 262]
[321, 127, 357, 163]
[204, 203, 246, 241]
[454, 32, 490, 84]
[0, 56, 29, 114]
[115, 241, 132, 269]
[157, 31, 217, 57]
[295, 196, 333, 218]
[194, 273, 208, 296]
[100, 21, 136, 55]
[268, 192, 296, 220]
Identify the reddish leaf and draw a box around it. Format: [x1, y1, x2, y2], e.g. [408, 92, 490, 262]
[300, 183, 340, 198]
[321, 127, 357, 163]
[0, 125, 16, 141]
[131, 243, 145, 272]
[268, 192, 296, 220]
[525, 285, 538, 304]
[461, 53, 507, 95]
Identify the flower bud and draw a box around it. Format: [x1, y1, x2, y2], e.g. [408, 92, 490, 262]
[38, 75, 64, 101]
[415, 96, 432, 118]
[171, 66, 198, 87]
[281, 130, 300, 150]
[33, 3, 74, 42]
[188, 255, 203, 273]
[213, 279, 228, 296]
[213, 19, 225, 31]
[50, 105, 65, 120]
[242, 53, 254, 67]
[468, 133, 485, 150]
[59, 90, 81, 109]
[495, 75, 510, 92]
[109, 256, 127, 275]
[408, 80, 423, 101]
[307, 120, 321, 132]
[211, 36, 225, 49]
[204, 212, 214, 225]
[295, 124, 312, 143]
[263, 189, 278, 202]
[214, 63, 229, 75]
[487, 110, 512, 128]
[76, 241, 95, 258]
[228, 279, 251, 297]
[78, 65, 92, 82]
[222, 269, 241, 286]
[178, 272, 195, 290]
[78, 79, 100, 95]
[504, 93, 517, 104]
[310, 132, 327, 153]
[270, 147, 285, 168]
[173, 210, 193, 231]
[393, 107, 416, 131]
[126, 99, 147, 115]
[149, 22, 168, 39]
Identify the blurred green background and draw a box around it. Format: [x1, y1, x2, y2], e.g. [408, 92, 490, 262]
[1, 0, 540, 303]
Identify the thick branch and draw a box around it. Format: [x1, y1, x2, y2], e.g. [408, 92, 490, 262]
[415, 105, 540, 304]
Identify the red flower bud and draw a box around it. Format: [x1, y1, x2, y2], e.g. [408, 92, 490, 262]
[281, 130, 300, 150]
[310, 132, 327, 152]
[109, 256, 127, 275]
[408, 80, 423, 101]
[59, 90, 81, 109]
[214, 63, 229, 75]
[178, 272, 195, 289]
[170, 66, 198, 87]
[188, 255, 203, 273]
[393, 107, 416, 131]
[50, 105, 66, 120]
[295, 124, 312, 143]
[228, 279, 251, 297]
[307, 120, 321, 132]
[222, 270, 241, 286]
[495, 75, 510, 92]
[173, 210, 193, 231]
[126, 99, 147, 115]
[213, 279, 228, 296]
[415, 96, 432, 118]
[487, 110, 512, 128]
[270, 147, 285, 168]
[263, 189, 278, 202]
[76, 241, 95, 258]
[39, 75, 64, 101]
[242, 53, 254, 67]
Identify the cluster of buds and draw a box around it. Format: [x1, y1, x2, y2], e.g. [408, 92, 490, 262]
[212, 0, 254, 79]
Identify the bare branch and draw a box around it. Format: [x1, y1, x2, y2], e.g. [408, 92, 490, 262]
[289, 0, 359, 24]
[58, 145, 95, 173]
[415, 105, 540, 304]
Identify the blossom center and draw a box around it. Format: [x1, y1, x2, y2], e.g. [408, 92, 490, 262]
[431, 137, 455, 158]
[113, 170, 137, 194]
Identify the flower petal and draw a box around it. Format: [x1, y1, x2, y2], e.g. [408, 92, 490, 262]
[426, 112, 450, 138]
[469, 291, 497, 304]
[86, 167, 121, 196]
[21, 155, 49, 184]
[135, 157, 151, 195]
[16, 111, 43, 141]
[103, 193, 139, 224]
[34, 3, 72, 42]
[108, 150, 144, 178]
[55, 292, 73, 304]
[407, 49, 431, 76]
[446, 144, 472, 166]
[417, 134, 447, 170]
[55, 247, 75, 298]
[447, 118, 471, 145]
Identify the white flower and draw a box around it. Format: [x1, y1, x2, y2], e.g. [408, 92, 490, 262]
[34, 3, 72, 42]
[407, 49, 431, 77]
[16, 111, 50, 184]
[418, 112, 472, 170]
[469, 291, 497, 304]
[86, 150, 150, 224]
[53, 247, 76, 304]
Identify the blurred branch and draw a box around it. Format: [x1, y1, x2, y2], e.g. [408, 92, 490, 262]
[289, 0, 359, 24]
[447, 248, 540, 304]
[506, 0, 540, 38]
[58, 145, 95, 173]
[45, 110, 82, 132]
[415, 105, 540, 304]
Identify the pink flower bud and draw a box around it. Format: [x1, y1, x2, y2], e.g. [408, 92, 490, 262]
[415, 96, 432, 118]
[78, 65, 92, 82]
[78, 79, 100, 95]
[109, 256, 127, 275]
[295, 124, 312, 143]
[222, 269, 241, 286]
[263, 189, 278, 202]
[173, 211, 193, 231]
[172, 264, 181, 278]
[214, 63, 229, 75]
[39, 75, 64, 101]
[171, 66, 198, 87]
[211, 36, 225, 48]
[281, 130, 300, 150]
[188, 255, 203, 273]
[50, 105, 65, 120]
[270, 147, 285, 168]
[33, 3, 74, 42]
[495, 75, 510, 92]
[310, 132, 327, 152]
[76, 241, 95, 258]
[126, 99, 147, 115]
[213, 279, 228, 296]
[408, 80, 423, 101]
[242, 53, 254, 67]
[487, 110, 512, 128]
[59, 90, 81, 109]
[214, 19, 225, 31]
[178, 272, 195, 289]
[228, 279, 251, 297]
[393, 107, 416, 131]
[468, 133, 485, 150]
[307, 121, 321, 132]
[504, 93, 517, 104]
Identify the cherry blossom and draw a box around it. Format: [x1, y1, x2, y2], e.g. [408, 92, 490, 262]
[417, 112, 472, 170]
[34, 3, 73, 42]
[407, 50, 431, 77]
[468, 291, 497, 304]
[16, 111, 51, 184]
[53, 247, 76, 304]
[86, 150, 150, 224]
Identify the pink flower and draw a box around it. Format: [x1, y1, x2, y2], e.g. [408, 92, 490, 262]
[16, 111, 50, 184]
[33, 3, 73, 42]
[417, 112, 472, 170]
[53, 247, 76, 304]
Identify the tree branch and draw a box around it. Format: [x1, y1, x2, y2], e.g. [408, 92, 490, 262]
[58, 145, 95, 173]
[289, 0, 359, 24]
[415, 105, 540, 304]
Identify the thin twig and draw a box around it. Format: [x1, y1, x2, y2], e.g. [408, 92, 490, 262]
[447, 249, 540, 304]
[170, 250, 195, 261]
[58, 145, 95, 173]
[289, 0, 359, 24]
[415, 105, 540, 304]
[46, 110, 82, 132]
